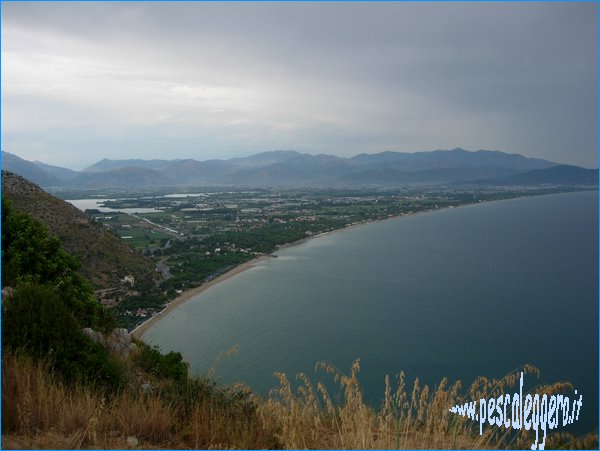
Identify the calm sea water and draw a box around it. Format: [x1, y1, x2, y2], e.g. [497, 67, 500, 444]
[144, 191, 598, 432]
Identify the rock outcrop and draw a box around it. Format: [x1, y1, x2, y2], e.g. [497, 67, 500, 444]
[82, 327, 135, 357]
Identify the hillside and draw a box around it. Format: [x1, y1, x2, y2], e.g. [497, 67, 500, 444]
[1, 171, 155, 289]
[348, 148, 556, 171]
[33, 160, 80, 181]
[70, 166, 174, 188]
[494, 164, 599, 186]
[82, 158, 178, 173]
[336, 166, 519, 186]
[2, 151, 63, 187]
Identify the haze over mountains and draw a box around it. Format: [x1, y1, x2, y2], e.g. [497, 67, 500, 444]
[2, 148, 597, 189]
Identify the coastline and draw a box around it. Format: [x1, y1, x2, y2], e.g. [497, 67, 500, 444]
[131, 213, 419, 339]
[130, 255, 272, 339]
[131, 189, 594, 340]
[273, 209, 435, 253]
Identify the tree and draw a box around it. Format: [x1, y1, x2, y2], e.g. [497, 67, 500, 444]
[2, 198, 114, 331]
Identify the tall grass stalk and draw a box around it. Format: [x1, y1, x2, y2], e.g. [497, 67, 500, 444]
[2, 352, 597, 449]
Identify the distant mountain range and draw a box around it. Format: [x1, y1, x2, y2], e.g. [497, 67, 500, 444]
[483, 164, 599, 186]
[2, 148, 597, 188]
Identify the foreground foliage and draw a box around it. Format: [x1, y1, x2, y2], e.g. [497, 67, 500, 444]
[2, 199, 122, 388]
[2, 352, 276, 449]
[2, 198, 114, 331]
[131, 340, 189, 381]
[2, 285, 125, 390]
[3, 352, 597, 450]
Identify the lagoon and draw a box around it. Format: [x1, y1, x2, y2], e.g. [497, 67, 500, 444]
[66, 198, 161, 214]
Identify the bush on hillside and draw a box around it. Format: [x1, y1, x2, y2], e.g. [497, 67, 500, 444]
[2, 283, 124, 390]
[132, 341, 189, 381]
[2, 198, 114, 331]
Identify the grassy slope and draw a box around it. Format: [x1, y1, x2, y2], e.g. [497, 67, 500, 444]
[1, 171, 154, 289]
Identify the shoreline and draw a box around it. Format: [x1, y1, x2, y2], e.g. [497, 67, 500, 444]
[130, 255, 272, 339]
[131, 188, 593, 339]
[131, 212, 426, 339]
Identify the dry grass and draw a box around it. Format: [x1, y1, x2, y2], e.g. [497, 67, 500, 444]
[2, 352, 176, 449]
[260, 359, 490, 449]
[1, 351, 275, 449]
[2, 352, 597, 449]
[259, 360, 598, 449]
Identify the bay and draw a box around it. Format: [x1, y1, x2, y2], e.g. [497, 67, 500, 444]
[144, 191, 598, 432]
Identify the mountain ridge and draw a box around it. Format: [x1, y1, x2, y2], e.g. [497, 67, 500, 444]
[2, 151, 63, 187]
[2, 148, 596, 188]
[482, 164, 598, 186]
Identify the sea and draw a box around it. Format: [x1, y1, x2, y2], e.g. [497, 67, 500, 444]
[143, 190, 598, 433]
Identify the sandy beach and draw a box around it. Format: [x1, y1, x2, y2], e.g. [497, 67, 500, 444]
[131, 214, 421, 339]
[130, 255, 272, 339]
[129, 197, 529, 340]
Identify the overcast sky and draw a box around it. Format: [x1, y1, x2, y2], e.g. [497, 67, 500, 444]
[2, 2, 598, 169]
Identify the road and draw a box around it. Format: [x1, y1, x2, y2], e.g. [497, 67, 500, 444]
[130, 214, 184, 236]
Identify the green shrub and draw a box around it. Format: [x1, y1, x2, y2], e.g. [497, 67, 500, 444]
[2, 284, 124, 390]
[132, 340, 188, 381]
[2, 198, 114, 332]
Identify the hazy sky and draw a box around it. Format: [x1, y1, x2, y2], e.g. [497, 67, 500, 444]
[2, 2, 598, 169]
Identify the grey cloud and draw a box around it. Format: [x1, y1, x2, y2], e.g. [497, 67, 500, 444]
[2, 2, 597, 168]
